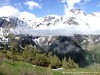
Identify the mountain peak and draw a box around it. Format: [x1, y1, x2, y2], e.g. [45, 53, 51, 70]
[69, 9, 86, 16]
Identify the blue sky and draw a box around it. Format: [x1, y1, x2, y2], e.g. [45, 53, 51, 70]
[0, 0, 100, 17]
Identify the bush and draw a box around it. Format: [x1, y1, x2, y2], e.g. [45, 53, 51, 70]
[32, 54, 49, 66]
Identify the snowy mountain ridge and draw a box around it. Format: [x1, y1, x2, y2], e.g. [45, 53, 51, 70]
[0, 9, 100, 36]
[0, 9, 100, 52]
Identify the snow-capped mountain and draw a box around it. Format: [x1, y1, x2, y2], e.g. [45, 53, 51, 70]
[14, 9, 100, 36]
[0, 8, 100, 51]
[1, 9, 100, 36]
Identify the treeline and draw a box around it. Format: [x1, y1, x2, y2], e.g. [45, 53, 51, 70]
[0, 43, 79, 69]
[86, 43, 100, 64]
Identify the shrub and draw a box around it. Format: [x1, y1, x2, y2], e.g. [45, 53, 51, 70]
[32, 54, 49, 66]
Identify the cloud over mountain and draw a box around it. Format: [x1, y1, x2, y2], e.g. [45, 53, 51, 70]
[0, 6, 20, 17]
[0, 5, 100, 36]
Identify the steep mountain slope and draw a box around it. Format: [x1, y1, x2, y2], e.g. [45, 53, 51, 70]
[1, 9, 100, 66]
[0, 9, 100, 56]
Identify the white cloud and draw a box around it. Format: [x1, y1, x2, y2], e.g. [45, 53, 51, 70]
[8, 11, 100, 36]
[0, 6, 20, 17]
[19, 11, 37, 20]
[0, 6, 38, 20]
[61, 0, 90, 14]
[61, 0, 81, 14]
[1, 5, 100, 36]
[24, 1, 41, 10]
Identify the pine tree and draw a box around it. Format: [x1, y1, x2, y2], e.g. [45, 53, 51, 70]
[33, 53, 48, 66]
[62, 57, 79, 69]
[10, 42, 18, 61]
[62, 57, 69, 69]
[68, 57, 79, 68]
[50, 54, 62, 68]
[22, 45, 33, 62]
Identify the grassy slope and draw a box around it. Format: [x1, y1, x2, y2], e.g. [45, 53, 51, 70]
[0, 60, 46, 75]
[53, 68, 100, 75]
[0, 60, 100, 75]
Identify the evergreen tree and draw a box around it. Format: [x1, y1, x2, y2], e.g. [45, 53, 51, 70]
[32, 53, 48, 66]
[10, 41, 18, 61]
[62, 57, 69, 69]
[22, 45, 33, 62]
[62, 57, 79, 69]
[68, 57, 79, 68]
[50, 54, 62, 68]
